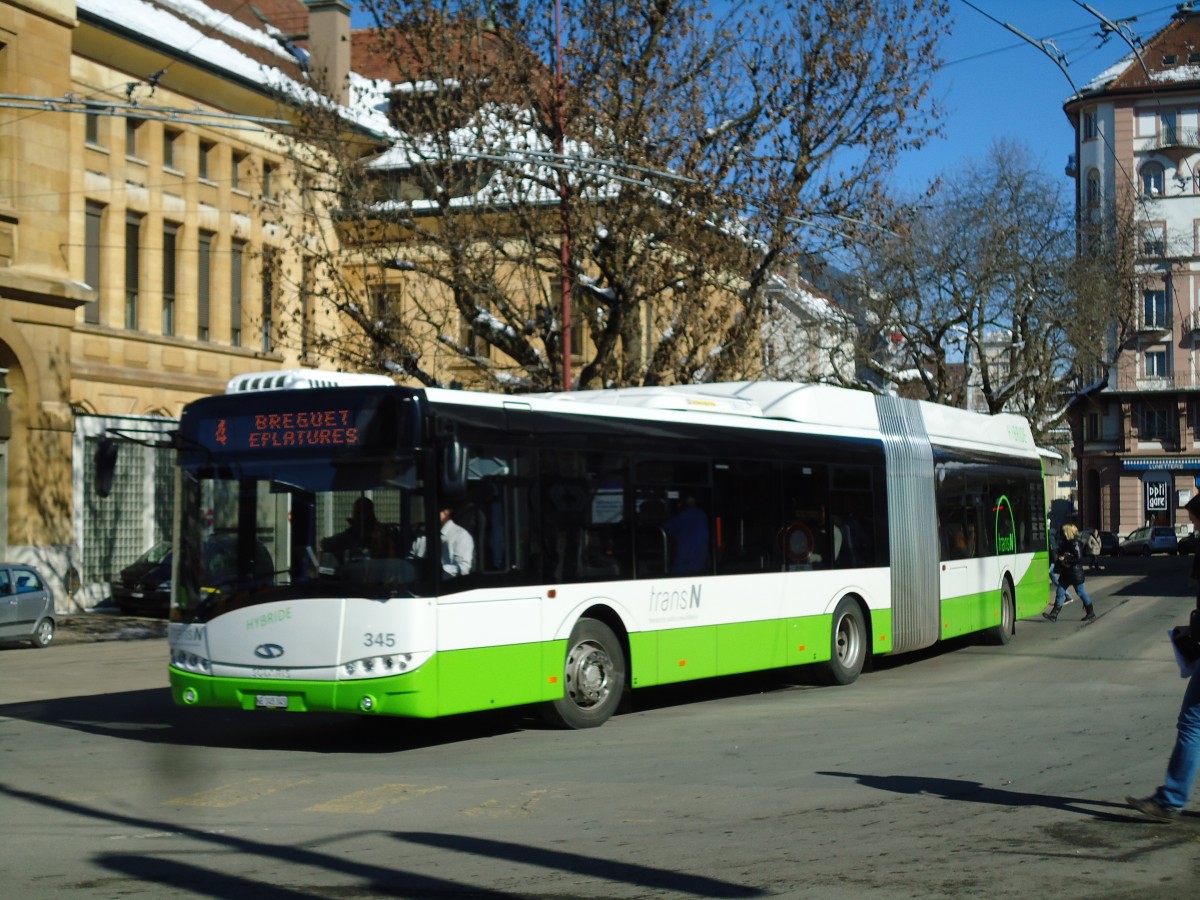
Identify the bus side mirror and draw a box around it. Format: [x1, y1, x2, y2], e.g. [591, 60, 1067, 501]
[441, 437, 467, 498]
[95, 438, 118, 498]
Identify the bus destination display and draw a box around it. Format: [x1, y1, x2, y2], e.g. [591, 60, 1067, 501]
[212, 408, 361, 450]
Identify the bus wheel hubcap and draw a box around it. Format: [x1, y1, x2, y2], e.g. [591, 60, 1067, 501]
[568, 643, 611, 707]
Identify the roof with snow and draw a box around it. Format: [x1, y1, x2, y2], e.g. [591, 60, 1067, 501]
[77, 0, 394, 136]
[1070, 11, 1200, 101]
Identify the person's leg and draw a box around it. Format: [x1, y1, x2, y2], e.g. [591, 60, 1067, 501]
[1044, 579, 1065, 620]
[1154, 669, 1200, 811]
[1076, 583, 1095, 621]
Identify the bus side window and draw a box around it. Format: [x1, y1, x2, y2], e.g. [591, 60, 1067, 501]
[781, 462, 829, 570]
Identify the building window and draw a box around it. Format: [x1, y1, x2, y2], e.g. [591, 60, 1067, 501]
[459, 305, 482, 356]
[197, 231, 212, 341]
[300, 257, 313, 359]
[1141, 162, 1165, 197]
[1143, 289, 1168, 329]
[1141, 403, 1171, 439]
[199, 140, 215, 181]
[262, 162, 276, 200]
[1146, 348, 1168, 378]
[261, 247, 277, 353]
[231, 151, 247, 191]
[230, 239, 244, 347]
[125, 117, 143, 159]
[1142, 224, 1166, 257]
[84, 202, 104, 324]
[124, 213, 141, 330]
[1162, 111, 1179, 144]
[163, 129, 180, 170]
[1083, 110, 1098, 140]
[85, 104, 103, 147]
[1086, 412, 1100, 441]
[1086, 169, 1100, 207]
[162, 223, 178, 336]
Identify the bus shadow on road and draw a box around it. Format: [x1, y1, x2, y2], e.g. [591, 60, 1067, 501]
[0, 688, 529, 753]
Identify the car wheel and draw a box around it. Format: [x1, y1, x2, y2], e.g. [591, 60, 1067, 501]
[1142, 546, 1151, 557]
[30, 617, 55, 648]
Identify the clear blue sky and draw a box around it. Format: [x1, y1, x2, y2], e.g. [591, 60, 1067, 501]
[897, 1, 1182, 193]
[349, 2, 1182, 193]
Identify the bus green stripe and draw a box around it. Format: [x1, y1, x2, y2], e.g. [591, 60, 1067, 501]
[171, 572, 1043, 717]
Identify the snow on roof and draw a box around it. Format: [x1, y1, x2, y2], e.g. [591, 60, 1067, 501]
[79, 0, 394, 136]
[1072, 52, 1134, 98]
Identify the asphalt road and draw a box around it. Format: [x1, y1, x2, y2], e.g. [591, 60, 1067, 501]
[1, 555, 1198, 899]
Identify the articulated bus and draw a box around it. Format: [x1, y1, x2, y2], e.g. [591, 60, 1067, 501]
[157, 373, 1047, 728]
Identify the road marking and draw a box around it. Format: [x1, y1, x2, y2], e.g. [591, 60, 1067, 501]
[306, 783, 446, 813]
[167, 777, 312, 808]
[463, 789, 548, 818]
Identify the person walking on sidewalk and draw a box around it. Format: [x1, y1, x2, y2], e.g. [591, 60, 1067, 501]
[1127, 495, 1200, 821]
[1043, 522, 1096, 622]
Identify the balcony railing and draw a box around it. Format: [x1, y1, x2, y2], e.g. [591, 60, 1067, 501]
[1152, 126, 1200, 153]
[1112, 372, 1178, 391]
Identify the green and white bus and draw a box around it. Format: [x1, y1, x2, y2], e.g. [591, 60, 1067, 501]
[162, 373, 1047, 728]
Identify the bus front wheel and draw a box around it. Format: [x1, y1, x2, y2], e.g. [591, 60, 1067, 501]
[542, 618, 626, 729]
[817, 598, 866, 686]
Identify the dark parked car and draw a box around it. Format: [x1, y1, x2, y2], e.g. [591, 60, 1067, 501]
[110, 540, 172, 616]
[1178, 531, 1200, 555]
[111, 538, 275, 616]
[0, 562, 56, 648]
[1119, 526, 1178, 556]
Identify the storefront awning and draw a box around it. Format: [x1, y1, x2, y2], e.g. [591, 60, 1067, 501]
[1123, 457, 1200, 471]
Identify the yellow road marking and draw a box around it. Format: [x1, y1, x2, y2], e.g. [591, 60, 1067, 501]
[167, 777, 313, 809]
[463, 789, 548, 818]
[306, 783, 446, 814]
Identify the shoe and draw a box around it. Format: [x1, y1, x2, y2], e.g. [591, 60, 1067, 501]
[1062, 596, 1074, 606]
[1082, 607, 1096, 622]
[1042, 609, 1059, 622]
[1126, 795, 1179, 822]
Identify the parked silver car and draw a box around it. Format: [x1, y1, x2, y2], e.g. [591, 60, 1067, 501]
[0, 562, 56, 647]
[1119, 526, 1179, 556]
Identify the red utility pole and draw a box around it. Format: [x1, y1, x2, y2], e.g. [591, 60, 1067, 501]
[553, 0, 572, 390]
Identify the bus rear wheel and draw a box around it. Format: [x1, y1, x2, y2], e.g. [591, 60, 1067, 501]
[541, 618, 626, 729]
[983, 581, 1015, 646]
[817, 597, 866, 686]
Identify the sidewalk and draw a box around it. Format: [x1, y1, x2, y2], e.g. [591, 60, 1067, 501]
[53, 609, 168, 645]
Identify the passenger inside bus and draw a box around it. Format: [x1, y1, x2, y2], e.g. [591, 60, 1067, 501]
[663, 494, 709, 575]
[409, 505, 475, 577]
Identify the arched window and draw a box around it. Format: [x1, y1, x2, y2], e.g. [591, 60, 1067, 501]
[1141, 161, 1165, 197]
[1086, 169, 1100, 207]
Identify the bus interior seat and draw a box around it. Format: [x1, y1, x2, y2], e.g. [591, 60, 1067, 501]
[580, 526, 622, 579]
[635, 525, 668, 577]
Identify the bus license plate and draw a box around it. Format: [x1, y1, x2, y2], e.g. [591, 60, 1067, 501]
[255, 694, 288, 709]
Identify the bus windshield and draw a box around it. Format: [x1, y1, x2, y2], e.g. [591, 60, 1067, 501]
[173, 454, 433, 622]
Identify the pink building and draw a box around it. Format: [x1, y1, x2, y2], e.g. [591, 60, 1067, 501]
[1066, 9, 1200, 538]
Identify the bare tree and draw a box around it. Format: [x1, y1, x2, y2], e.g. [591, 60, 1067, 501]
[274, 0, 949, 391]
[825, 141, 1139, 441]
